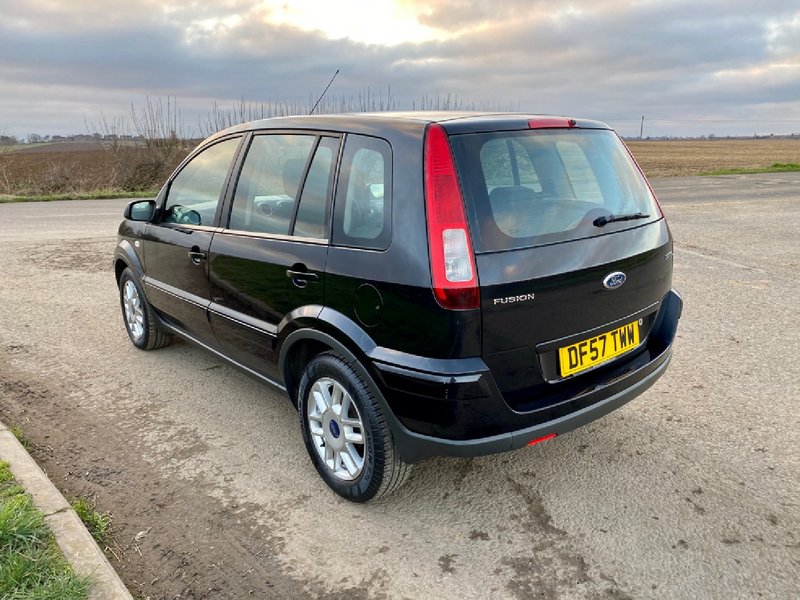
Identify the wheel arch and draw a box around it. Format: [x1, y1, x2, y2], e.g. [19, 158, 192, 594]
[114, 239, 145, 285]
[278, 308, 378, 407]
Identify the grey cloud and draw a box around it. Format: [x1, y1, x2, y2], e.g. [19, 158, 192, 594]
[0, 0, 798, 138]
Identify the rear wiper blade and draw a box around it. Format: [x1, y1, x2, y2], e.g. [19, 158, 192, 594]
[593, 212, 650, 227]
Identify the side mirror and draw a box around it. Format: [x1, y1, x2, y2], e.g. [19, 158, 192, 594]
[124, 200, 156, 222]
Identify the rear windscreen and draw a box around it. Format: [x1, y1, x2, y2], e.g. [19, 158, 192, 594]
[449, 129, 660, 252]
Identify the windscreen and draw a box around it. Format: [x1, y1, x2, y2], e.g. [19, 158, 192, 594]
[449, 129, 660, 252]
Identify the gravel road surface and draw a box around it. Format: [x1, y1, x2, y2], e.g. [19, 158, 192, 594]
[0, 174, 798, 599]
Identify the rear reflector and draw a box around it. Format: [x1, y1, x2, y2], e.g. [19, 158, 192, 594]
[528, 117, 576, 129]
[527, 433, 557, 446]
[424, 124, 480, 310]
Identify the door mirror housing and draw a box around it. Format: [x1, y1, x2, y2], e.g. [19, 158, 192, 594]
[124, 200, 156, 222]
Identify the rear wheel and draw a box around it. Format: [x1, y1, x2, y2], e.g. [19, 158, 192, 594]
[298, 352, 411, 502]
[119, 267, 171, 350]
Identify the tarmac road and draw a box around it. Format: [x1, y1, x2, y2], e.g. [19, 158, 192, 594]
[0, 174, 798, 599]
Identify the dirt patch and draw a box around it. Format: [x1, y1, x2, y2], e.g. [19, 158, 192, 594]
[21, 238, 117, 273]
[0, 357, 315, 600]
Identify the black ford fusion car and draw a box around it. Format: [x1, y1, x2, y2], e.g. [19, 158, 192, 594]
[115, 112, 682, 502]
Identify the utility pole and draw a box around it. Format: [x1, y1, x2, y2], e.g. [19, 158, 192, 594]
[640, 115, 645, 139]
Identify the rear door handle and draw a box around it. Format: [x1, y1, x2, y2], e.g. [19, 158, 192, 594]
[286, 269, 319, 288]
[188, 250, 207, 265]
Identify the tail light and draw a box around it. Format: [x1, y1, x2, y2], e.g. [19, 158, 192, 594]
[423, 124, 480, 310]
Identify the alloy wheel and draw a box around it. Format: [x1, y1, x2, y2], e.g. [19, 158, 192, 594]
[306, 377, 366, 481]
[122, 279, 145, 341]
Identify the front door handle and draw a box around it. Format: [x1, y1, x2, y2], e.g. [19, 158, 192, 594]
[188, 249, 207, 265]
[286, 269, 319, 289]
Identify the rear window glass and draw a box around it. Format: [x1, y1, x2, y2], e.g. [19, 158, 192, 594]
[450, 129, 660, 252]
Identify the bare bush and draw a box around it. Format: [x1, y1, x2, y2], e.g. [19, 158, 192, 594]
[0, 150, 12, 196]
[128, 97, 192, 189]
[40, 159, 79, 194]
[85, 98, 194, 192]
[84, 113, 132, 190]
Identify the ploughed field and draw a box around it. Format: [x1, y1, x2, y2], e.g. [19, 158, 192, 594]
[0, 141, 188, 196]
[1, 138, 799, 196]
[625, 138, 800, 177]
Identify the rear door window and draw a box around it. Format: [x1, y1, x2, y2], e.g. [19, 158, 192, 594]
[293, 137, 339, 239]
[228, 134, 316, 236]
[450, 129, 660, 252]
[228, 134, 339, 239]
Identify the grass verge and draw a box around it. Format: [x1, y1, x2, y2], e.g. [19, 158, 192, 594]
[700, 162, 800, 176]
[0, 461, 90, 599]
[70, 498, 111, 545]
[0, 190, 157, 203]
[9, 425, 31, 451]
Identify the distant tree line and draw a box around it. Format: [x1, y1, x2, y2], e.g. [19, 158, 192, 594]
[8, 93, 800, 144]
[2, 133, 151, 145]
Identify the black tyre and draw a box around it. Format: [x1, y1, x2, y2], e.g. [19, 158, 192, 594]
[298, 352, 411, 502]
[119, 267, 171, 350]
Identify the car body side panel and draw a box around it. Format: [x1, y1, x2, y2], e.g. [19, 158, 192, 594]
[140, 224, 217, 346]
[207, 233, 328, 381]
[322, 124, 482, 360]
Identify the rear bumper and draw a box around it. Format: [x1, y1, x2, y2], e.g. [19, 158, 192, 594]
[389, 351, 671, 463]
[371, 289, 682, 463]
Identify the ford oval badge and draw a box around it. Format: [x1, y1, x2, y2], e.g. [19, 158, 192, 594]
[603, 271, 626, 289]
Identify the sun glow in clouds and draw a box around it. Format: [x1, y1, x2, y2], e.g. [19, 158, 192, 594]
[261, 0, 439, 45]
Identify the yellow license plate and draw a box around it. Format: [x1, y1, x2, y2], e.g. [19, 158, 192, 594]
[558, 321, 640, 377]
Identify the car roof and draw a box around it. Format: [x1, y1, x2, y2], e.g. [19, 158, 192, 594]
[207, 112, 612, 143]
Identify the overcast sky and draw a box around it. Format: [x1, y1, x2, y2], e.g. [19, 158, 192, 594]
[1, 0, 799, 139]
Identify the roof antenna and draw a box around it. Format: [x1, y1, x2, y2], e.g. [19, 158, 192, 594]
[309, 69, 340, 115]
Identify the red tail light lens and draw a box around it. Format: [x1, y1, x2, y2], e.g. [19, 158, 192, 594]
[424, 124, 480, 310]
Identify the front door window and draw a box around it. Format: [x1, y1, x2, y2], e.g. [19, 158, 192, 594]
[163, 137, 241, 226]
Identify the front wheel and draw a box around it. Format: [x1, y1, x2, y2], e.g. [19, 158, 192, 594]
[298, 352, 411, 502]
[119, 267, 171, 350]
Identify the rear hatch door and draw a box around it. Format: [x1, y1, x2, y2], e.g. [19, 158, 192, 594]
[448, 126, 672, 403]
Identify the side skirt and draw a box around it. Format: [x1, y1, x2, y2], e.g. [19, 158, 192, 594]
[159, 318, 288, 395]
